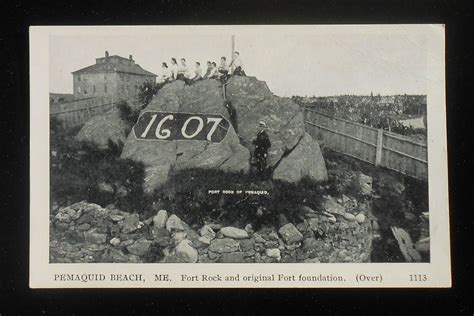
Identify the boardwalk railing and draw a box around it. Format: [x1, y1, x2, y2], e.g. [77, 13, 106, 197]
[304, 107, 428, 180]
[50, 97, 116, 128]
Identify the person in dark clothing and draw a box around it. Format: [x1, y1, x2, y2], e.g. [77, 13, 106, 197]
[252, 121, 271, 177]
[224, 100, 238, 133]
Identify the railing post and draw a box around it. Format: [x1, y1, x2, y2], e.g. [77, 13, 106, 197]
[375, 128, 383, 166]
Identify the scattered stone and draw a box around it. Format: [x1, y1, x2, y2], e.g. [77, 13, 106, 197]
[265, 248, 281, 259]
[54, 211, 71, 223]
[209, 238, 240, 253]
[120, 239, 135, 247]
[220, 252, 245, 263]
[198, 236, 212, 245]
[208, 251, 220, 260]
[103, 248, 129, 263]
[166, 214, 185, 231]
[244, 224, 254, 233]
[200, 225, 216, 241]
[296, 221, 309, 233]
[307, 218, 320, 231]
[323, 197, 346, 216]
[265, 240, 279, 248]
[153, 210, 168, 229]
[278, 223, 304, 244]
[207, 223, 222, 231]
[173, 231, 187, 243]
[110, 237, 121, 246]
[239, 239, 255, 252]
[64, 230, 85, 243]
[76, 223, 91, 231]
[185, 229, 200, 242]
[253, 233, 266, 244]
[84, 231, 107, 244]
[343, 213, 356, 222]
[142, 216, 154, 226]
[355, 213, 366, 224]
[285, 242, 301, 251]
[175, 240, 198, 263]
[122, 213, 140, 233]
[126, 239, 152, 256]
[109, 214, 124, 222]
[265, 232, 278, 241]
[220, 227, 249, 239]
[302, 205, 316, 215]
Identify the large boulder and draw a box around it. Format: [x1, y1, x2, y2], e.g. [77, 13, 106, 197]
[226, 76, 306, 167]
[76, 109, 130, 149]
[121, 80, 250, 193]
[273, 132, 328, 183]
[120, 77, 326, 192]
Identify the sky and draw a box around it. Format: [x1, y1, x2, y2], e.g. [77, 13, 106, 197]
[49, 26, 428, 97]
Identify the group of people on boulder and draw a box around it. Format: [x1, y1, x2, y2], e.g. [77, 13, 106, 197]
[159, 51, 246, 84]
[157, 51, 269, 178]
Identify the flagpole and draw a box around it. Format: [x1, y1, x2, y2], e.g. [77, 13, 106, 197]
[231, 35, 235, 60]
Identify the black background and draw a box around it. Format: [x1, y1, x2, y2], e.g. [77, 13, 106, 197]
[1, 0, 473, 314]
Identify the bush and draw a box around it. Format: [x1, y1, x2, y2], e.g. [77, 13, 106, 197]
[138, 81, 160, 109]
[50, 135, 146, 213]
[116, 100, 140, 127]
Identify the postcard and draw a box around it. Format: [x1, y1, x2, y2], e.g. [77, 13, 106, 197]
[30, 25, 450, 288]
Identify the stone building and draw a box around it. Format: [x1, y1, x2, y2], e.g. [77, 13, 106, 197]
[71, 51, 157, 101]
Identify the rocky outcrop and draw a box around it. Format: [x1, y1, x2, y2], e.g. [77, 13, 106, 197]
[226, 76, 306, 168]
[78, 76, 327, 192]
[76, 109, 130, 148]
[120, 80, 250, 193]
[272, 132, 328, 182]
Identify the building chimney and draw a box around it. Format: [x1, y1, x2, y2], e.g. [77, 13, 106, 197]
[129, 55, 133, 61]
[105, 51, 109, 57]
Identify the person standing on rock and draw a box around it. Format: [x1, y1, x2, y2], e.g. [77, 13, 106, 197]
[230, 51, 246, 76]
[252, 121, 271, 178]
[170, 58, 178, 80]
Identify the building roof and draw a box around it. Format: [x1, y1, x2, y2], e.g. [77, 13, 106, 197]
[72, 55, 157, 77]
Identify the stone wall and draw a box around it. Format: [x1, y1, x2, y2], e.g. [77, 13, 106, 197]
[50, 198, 372, 263]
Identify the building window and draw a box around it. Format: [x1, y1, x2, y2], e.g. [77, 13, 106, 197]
[77, 87, 81, 94]
[84, 88, 88, 95]
[93, 85, 96, 94]
[104, 84, 107, 93]
[77, 75, 81, 81]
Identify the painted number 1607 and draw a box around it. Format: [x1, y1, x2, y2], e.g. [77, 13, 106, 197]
[133, 111, 230, 143]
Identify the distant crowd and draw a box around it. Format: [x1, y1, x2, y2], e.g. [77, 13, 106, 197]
[158, 51, 246, 84]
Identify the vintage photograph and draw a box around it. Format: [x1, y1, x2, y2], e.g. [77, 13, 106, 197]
[30, 25, 450, 288]
[47, 27, 430, 265]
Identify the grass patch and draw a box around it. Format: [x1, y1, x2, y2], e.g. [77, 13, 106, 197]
[145, 168, 326, 229]
[50, 119, 146, 213]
